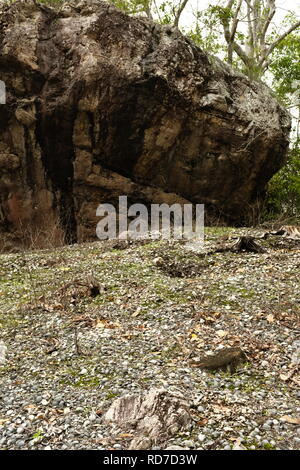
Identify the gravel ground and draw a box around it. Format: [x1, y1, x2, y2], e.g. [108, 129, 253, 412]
[0, 227, 299, 450]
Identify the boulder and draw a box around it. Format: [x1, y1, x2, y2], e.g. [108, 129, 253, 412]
[0, 0, 291, 247]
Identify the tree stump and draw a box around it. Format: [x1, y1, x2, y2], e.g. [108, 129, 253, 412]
[231, 236, 265, 253]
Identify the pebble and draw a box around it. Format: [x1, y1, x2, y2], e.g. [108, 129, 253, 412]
[182, 440, 194, 448]
[15, 440, 26, 447]
[113, 443, 122, 449]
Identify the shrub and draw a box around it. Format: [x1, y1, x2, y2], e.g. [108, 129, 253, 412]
[265, 142, 300, 222]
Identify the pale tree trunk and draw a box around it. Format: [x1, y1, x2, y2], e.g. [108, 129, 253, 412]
[174, 0, 190, 27]
[220, 0, 300, 79]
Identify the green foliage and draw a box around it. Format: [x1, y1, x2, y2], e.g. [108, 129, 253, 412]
[209, 5, 234, 22]
[265, 143, 300, 220]
[186, 5, 226, 56]
[156, 1, 174, 25]
[32, 429, 44, 441]
[265, 32, 300, 221]
[270, 34, 300, 106]
[109, 0, 151, 16]
[109, 0, 189, 25]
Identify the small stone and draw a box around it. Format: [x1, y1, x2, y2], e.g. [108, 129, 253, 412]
[89, 413, 97, 422]
[262, 423, 270, 430]
[16, 439, 25, 447]
[206, 440, 214, 446]
[224, 426, 233, 432]
[166, 445, 186, 450]
[113, 443, 122, 449]
[182, 440, 194, 448]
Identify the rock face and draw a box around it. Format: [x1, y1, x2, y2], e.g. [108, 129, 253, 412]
[103, 388, 191, 449]
[0, 0, 291, 248]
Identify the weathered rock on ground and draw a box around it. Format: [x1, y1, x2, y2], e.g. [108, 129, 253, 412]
[103, 388, 191, 449]
[195, 347, 248, 373]
[267, 225, 300, 240]
[0, 0, 291, 248]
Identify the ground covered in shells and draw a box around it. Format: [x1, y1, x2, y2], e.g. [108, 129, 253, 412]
[0, 227, 299, 450]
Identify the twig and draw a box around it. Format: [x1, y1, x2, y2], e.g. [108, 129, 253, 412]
[74, 326, 83, 356]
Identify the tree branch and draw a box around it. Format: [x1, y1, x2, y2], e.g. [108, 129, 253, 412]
[260, 19, 300, 66]
[261, 0, 276, 45]
[245, 0, 254, 57]
[153, 0, 162, 22]
[174, 0, 190, 27]
[230, 0, 243, 40]
[222, 0, 251, 67]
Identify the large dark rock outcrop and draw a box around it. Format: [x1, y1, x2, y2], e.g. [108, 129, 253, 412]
[0, 0, 291, 248]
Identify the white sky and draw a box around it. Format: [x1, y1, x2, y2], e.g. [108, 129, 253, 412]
[176, 0, 300, 29]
